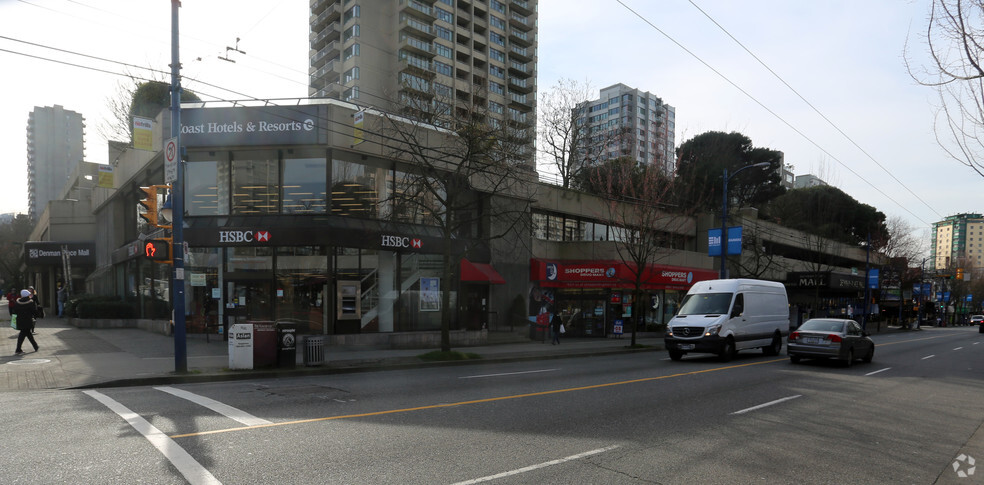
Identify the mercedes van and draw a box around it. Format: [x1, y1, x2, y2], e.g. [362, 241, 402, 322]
[664, 279, 789, 362]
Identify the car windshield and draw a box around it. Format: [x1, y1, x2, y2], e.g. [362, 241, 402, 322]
[799, 319, 845, 333]
[677, 293, 732, 315]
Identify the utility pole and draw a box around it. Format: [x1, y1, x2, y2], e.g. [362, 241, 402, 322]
[170, 0, 187, 373]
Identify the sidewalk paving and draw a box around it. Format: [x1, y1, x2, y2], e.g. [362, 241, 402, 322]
[0, 317, 665, 391]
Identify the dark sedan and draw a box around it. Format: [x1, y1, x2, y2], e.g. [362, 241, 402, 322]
[788, 318, 874, 366]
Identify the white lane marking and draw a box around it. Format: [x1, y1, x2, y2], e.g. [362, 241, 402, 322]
[450, 445, 620, 485]
[922, 355, 936, 360]
[459, 369, 559, 379]
[84, 390, 221, 485]
[865, 367, 891, 376]
[731, 395, 802, 415]
[154, 386, 272, 427]
[975, 342, 981, 345]
[954, 347, 964, 351]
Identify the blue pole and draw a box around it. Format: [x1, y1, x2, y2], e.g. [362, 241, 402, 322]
[170, 0, 187, 373]
[720, 168, 728, 279]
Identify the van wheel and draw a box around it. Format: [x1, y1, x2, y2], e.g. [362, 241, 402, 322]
[719, 338, 736, 362]
[668, 350, 683, 361]
[763, 333, 782, 356]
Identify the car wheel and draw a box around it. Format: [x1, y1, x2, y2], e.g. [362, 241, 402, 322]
[843, 348, 854, 367]
[763, 333, 782, 356]
[862, 345, 874, 363]
[790, 355, 801, 364]
[719, 338, 736, 362]
[668, 350, 683, 361]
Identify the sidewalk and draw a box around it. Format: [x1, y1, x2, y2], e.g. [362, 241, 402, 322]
[0, 317, 664, 391]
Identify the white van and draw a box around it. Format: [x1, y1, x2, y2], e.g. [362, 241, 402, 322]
[664, 279, 789, 362]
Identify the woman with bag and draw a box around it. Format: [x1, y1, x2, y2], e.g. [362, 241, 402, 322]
[13, 289, 39, 354]
[551, 312, 562, 345]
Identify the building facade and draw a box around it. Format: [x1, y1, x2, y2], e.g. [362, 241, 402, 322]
[577, 83, 676, 173]
[27, 105, 86, 221]
[931, 213, 984, 272]
[308, 0, 537, 165]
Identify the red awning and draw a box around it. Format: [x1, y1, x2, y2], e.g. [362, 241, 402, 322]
[460, 259, 506, 284]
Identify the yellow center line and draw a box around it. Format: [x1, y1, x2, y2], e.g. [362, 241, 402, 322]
[170, 358, 785, 439]
[169, 332, 955, 439]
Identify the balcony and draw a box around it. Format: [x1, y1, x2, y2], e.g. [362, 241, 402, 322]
[509, 44, 532, 62]
[310, 23, 341, 50]
[310, 59, 341, 86]
[400, 35, 435, 57]
[509, 12, 532, 31]
[310, 0, 327, 15]
[399, 56, 437, 79]
[508, 91, 533, 109]
[507, 76, 533, 94]
[311, 41, 339, 69]
[510, 0, 534, 16]
[402, 0, 433, 20]
[311, 2, 341, 31]
[401, 16, 435, 39]
[508, 27, 532, 47]
[508, 59, 532, 77]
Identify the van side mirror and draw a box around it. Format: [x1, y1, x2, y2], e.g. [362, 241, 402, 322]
[730, 305, 743, 318]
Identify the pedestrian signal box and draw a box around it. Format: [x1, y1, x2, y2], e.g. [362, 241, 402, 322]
[144, 239, 171, 262]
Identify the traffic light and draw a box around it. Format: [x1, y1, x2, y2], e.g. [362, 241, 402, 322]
[957, 268, 964, 280]
[143, 238, 171, 262]
[138, 186, 158, 227]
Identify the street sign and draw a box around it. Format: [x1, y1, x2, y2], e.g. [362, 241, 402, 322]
[164, 137, 178, 184]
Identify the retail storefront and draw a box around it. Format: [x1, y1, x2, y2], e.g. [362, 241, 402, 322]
[140, 102, 507, 337]
[529, 259, 717, 337]
[24, 241, 95, 310]
[786, 271, 866, 325]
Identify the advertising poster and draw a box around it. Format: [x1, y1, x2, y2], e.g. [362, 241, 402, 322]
[420, 277, 440, 311]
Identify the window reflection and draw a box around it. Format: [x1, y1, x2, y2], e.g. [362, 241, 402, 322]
[232, 151, 279, 215]
[282, 154, 327, 214]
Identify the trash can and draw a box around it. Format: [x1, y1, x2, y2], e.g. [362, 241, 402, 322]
[276, 323, 297, 368]
[304, 335, 325, 366]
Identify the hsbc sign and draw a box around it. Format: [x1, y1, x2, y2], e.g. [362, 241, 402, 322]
[381, 235, 422, 249]
[219, 230, 271, 243]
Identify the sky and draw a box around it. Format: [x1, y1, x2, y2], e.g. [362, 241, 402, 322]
[0, 0, 967, 238]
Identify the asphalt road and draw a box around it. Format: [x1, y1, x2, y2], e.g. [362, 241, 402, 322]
[2, 327, 983, 484]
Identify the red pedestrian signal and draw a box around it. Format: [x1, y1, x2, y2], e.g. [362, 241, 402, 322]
[144, 239, 171, 262]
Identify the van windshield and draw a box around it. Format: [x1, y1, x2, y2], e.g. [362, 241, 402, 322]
[677, 293, 733, 316]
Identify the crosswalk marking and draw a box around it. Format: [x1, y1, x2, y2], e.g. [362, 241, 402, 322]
[155, 386, 272, 427]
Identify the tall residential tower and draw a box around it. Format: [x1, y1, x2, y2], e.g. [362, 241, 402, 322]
[26, 105, 86, 221]
[308, 0, 537, 163]
[577, 83, 676, 173]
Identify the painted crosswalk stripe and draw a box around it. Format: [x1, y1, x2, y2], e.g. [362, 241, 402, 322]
[450, 445, 620, 484]
[731, 395, 802, 415]
[155, 386, 272, 426]
[84, 390, 221, 485]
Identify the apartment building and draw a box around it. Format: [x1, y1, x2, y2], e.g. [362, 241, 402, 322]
[26, 104, 86, 221]
[932, 213, 984, 272]
[576, 83, 676, 173]
[308, 0, 537, 163]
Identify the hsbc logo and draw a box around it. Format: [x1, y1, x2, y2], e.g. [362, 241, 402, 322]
[381, 235, 422, 249]
[219, 230, 271, 243]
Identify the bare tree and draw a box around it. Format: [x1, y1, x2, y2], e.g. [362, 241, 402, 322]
[538, 78, 594, 187]
[879, 215, 929, 262]
[908, 0, 984, 174]
[373, 85, 534, 352]
[588, 158, 694, 346]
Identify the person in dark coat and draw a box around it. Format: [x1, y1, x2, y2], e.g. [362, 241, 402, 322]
[13, 289, 39, 354]
[551, 312, 562, 345]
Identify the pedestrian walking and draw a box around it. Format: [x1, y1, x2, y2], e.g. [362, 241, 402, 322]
[56, 282, 66, 318]
[28, 286, 42, 333]
[551, 313, 562, 345]
[13, 289, 39, 354]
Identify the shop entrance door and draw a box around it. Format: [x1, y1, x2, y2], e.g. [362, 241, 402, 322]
[226, 280, 274, 324]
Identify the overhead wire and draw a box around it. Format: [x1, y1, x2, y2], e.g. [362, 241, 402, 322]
[613, 0, 933, 227]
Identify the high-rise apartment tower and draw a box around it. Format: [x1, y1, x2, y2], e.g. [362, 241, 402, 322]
[308, 0, 537, 163]
[26, 105, 86, 221]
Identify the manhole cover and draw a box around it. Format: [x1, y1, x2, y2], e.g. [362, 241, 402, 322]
[7, 359, 51, 365]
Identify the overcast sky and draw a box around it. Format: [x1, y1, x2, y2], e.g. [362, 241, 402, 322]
[0, 0, 964, 236]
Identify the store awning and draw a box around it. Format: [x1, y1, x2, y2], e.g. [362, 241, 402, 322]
[460, 259, 506, 284]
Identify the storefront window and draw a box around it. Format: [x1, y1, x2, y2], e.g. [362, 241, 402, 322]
[390, 169, 445, 226]
[331, 155, 386, 218]
[276, 246, 328, 334]
[231, 150, 280, 214]
[185, 248, 221, 333]
[282, 151, 327, 214]
[185, 154, 228, 216]
[399, 253, 445, 331]
[532, 212, 547, 240]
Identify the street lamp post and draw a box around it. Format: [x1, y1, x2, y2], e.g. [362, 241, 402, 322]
[720, 162, 771, 279]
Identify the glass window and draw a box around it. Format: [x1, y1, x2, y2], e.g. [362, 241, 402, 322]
[489, 32, 505, 46]
[490, 15, 506, 30]
[276, 246, 328, 334]
[436, 25, 453, 41]
[489, 48, 505, 62]
[564, 218, 584, 241]
[344, 43, 360, 60]
[343, 24, 360, 41]
[435, 43, 452, 59]
[547, 214, 563, 241]
[489, 101, 504, 114]
[344, 66, 360, 84]
[435, 7, 453, 23]
[185, 153, 228, 216]
[490, 0, 505, 13]
[331, 155, 386, 218]
[390, 169, 445, 226]
[532, 212, 547, 240]
[231, 150, 279, 215]
[433, 60, 453, 76]
[489, 81, 504, 95]
[489, 65, 504, 78]
[282, 151, 327, 214]
[343, 5, 360, 23]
